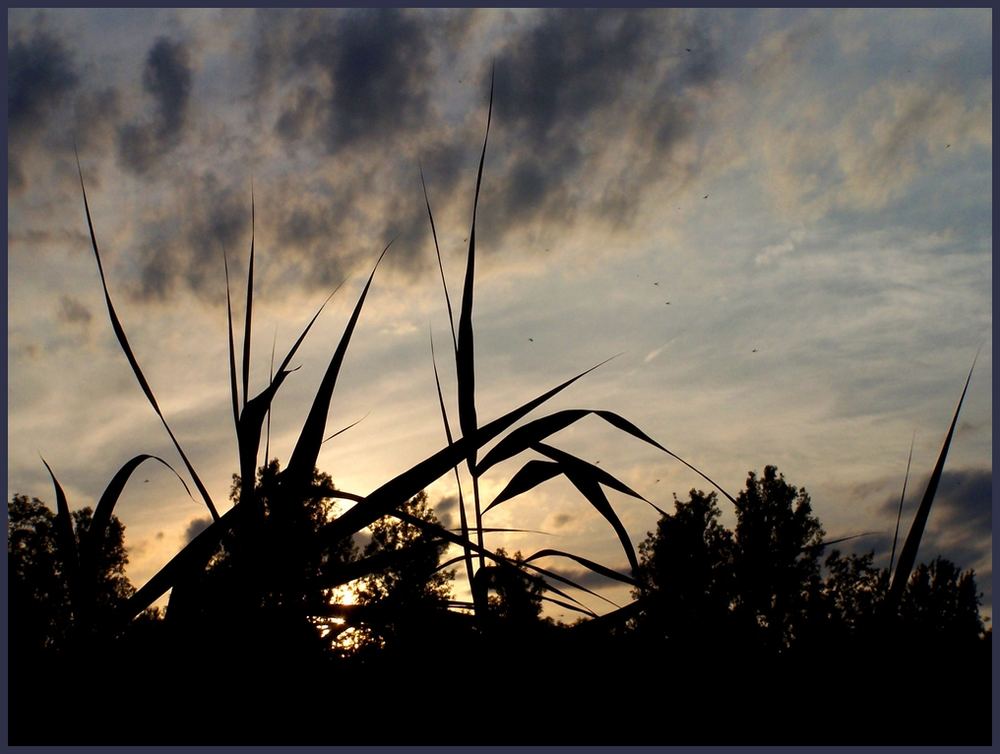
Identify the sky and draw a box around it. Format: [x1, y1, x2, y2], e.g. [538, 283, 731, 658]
[7, 8, 993, 620]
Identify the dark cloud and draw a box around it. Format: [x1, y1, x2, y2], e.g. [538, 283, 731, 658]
[258, 9, 434, 153]
[57, 295, 92, 326]
[8, 30, 79, 139]
[551, 513, 572, 529]
[8, 29, 80, 191]
[131, 172, 251, 301]
[878, 467, 992, 532]
[484, 10, 721, 232]
[117, 37, 193, 174]
[184, 516, 212, 543]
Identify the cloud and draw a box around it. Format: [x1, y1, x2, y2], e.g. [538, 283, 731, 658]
[117, 37, 193, 174]
[8, 28, 80, 191]
[8, 29, 79, 139]
[57, 295, 92, 326]
[254, 9, 435, 154]
[184, 516, 212, 543]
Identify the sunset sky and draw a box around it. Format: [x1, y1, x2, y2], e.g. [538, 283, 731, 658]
[7, 8, 992, 619]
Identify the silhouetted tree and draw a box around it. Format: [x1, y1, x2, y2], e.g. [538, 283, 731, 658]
[8, 494, 133, 655]
[899, 556, 985, 643]
[732, 465, 825, 651]
[634, 489, 735, 647]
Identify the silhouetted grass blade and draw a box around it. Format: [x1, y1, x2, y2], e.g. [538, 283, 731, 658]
[223, 250, 240, 434]
[317, 358, 615, 546]
[476, 409, 590, 474]
[76, 157, 219, 522]
[888, 431, 916, 580]
[524, 548, 638, 587]
[533, 443, 666, 515]
[41, 457, 79, 593]
[886, 357, 978, 607]
[484, 459, 563, 513]
[560, 471, 639, 574]
[430, 331, 474, 589]
[421, 167, 457, 352]
[285, 243, 391, 496]
[241, 187, 255, 412]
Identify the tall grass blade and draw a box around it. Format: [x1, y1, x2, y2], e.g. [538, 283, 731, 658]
[457, 69, 494, 570]
[322, 413, 370, 444]
[285, 242, 392, 497]
[76, 156, 219, 522]
[523, 549, 638, 587]
[89, 454, 192, 548]
[318, 357, 615, 545]
[533, 443, 666, 516]
[421, 168, 457, 353]
[484, 460, 563, 513]
[887, 431, 916, 579]
[475, 407, 734, 504]
[560, 471, 639, 574]
[265, 328, 277, 462]
[241, 186, 255, 411]
[596, 410, 737, 505]
[223, 250, 240, 433]
[41, 457, 79, 588]
[431, 331, 475, 589]
[886, 356, 978, 608]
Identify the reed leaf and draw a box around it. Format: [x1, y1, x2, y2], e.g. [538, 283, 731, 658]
[886, 356, 978, 608]
[75, 156, 219, 522]
[523, 548, 638, 587]
[430, 330, 476, 597]
[241, 186, 255, 411]
[41, 457, 79, 588]
[484, 460, 563, 513]
[559, 470, 639, 574]
[284, 242, 392, 498]
[317, 357, 615, 547]
[223, 250, 240, 433]
[532, 443, 665, 516]
[887, 431, 916, 579]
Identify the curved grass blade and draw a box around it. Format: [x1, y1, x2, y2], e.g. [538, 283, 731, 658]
[431, 330, 475, 599]
[886, 356, 978, 607]
[572, 600, 642, 633]
[41, 457, 79, 587]
[802, 531, 875, 555]
[89, 454, 192, 548]
[533, 443, 666, 516]
[318, 356, 616, 545]
[483, 460, 563, 514]
[560, 470, 639, 574]
[323, 412, 370, 444]
[449, 527, 553, 535]
[285, 242, 392, 497]
[241, 184, 255, 411]
[523, 548, 638, 587]
[477, 407, 733, 505]
[421, 167, 457, 353]
[76, 156, 219, 522]
[887, 431, 916, 579]
[595, 410, 736, 505]
[541, 595, 598, 618]
[223, 249, 240, 434]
